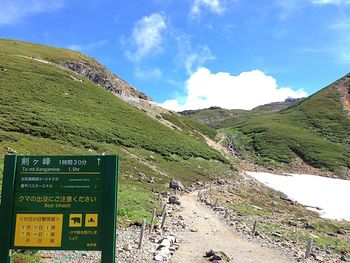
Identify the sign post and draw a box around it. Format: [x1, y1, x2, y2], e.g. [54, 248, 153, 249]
[0, 155, 118, 263]
[0, 155, 17, 263]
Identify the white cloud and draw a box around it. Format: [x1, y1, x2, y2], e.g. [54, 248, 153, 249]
[311, 0, 350, 4]
[67, 40, 108, 52]
[135, 67, 163, 79]
[184, 45, 215, 74]
[340, 52, 350, 61]
[336, 37, 350, 63]
[125, 13, 167, 62]
[173, 31, 215, 74]
[327, 17, 350, 63]
[275, 0, 305, 20]
[275, 0, 350, 20]
[0, 0, 64, 25]
[190, 0, 226, 19]
[159, 67, 307, 111]
[123, 13, 214, 76]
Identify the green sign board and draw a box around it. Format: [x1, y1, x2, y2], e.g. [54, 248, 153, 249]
[0, 155, 118, 263]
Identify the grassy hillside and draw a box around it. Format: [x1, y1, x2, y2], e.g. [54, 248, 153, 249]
[181, 99, 303, 129]
[0, 38, 87, 62]
[160, 112, 217, 140]
[223, 78, 350, 175]
[0, 38, 148, 99]
[0, 39, 232, 223]
[0, 41, 224, 162]
[181, 107, 249, 128]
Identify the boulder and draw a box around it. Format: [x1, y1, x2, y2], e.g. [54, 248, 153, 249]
[214, 207, 226, 212]
[154, 247, 171, 261]
[205, 250, 216, 257]
[166, 235, 176, 244]
[4, 146, 16, 154]
[216, 178, 226, 185]
[149, 176, 155, 183]
[271, 232, 282, 238]
[123, 243, 131, 251]
[304, 222, 316, 230]
[288, 220, 298, 227]
[311, 253, 324, 262]
[154, 235, 177, 261]
[196, 181, 204, 186]
[158, 239, 171, 250]
[337, 229, 346, 235]
[169, 196, 181, 205]
[341, 254, 349, 262]
[204, 250, 230, 262]
[169, 179, 185, 191]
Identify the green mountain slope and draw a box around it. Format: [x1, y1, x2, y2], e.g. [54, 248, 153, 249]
[0, 38, 148, 99]
[181, 107, 250, 128]
[0, 39, 232, 223]
[223, 75, 350, 175]
[181, 98, 303, 129]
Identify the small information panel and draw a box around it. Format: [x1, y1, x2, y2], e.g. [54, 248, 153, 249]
[0, 155, 118, 263]
[14, 214, 64, 247]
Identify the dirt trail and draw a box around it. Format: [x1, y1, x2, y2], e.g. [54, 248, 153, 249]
[171, 192, 296, 263]
[203, 133, 230, 155]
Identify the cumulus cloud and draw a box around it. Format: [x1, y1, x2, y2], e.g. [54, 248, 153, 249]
[0, 0, 64, 25]
[67, 40, 108, 52]
[125, 13, 167, 62]
[159, 67, 307, 111]
[190, 0, 226, 19]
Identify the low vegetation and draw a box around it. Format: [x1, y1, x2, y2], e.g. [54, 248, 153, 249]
[1, 38, 349, 261]
[182, 80, 350, 173]
[0, 39, 232, 223]
[12, 250, 43, 263]
[209, 178, 350, 256]
[0, 53, 224, 162]
[161, 112, 217, 140]
[226, 82, 350, 173]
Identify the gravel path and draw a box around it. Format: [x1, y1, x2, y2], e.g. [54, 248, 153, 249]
[170, 192, 297, 263]
[41, 226, 159, 263]
[39, 190, 322, 262]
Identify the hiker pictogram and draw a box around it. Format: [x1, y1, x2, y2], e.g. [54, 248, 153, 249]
[85, 214, 98, 227]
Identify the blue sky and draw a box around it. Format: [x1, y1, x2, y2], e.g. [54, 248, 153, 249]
[1, 0, 350, 110]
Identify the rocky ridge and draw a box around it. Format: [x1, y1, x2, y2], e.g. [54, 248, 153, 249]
[61, 60, 150, 101]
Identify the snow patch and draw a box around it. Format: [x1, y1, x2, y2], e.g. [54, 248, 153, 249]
[245, 171, 350, 221]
